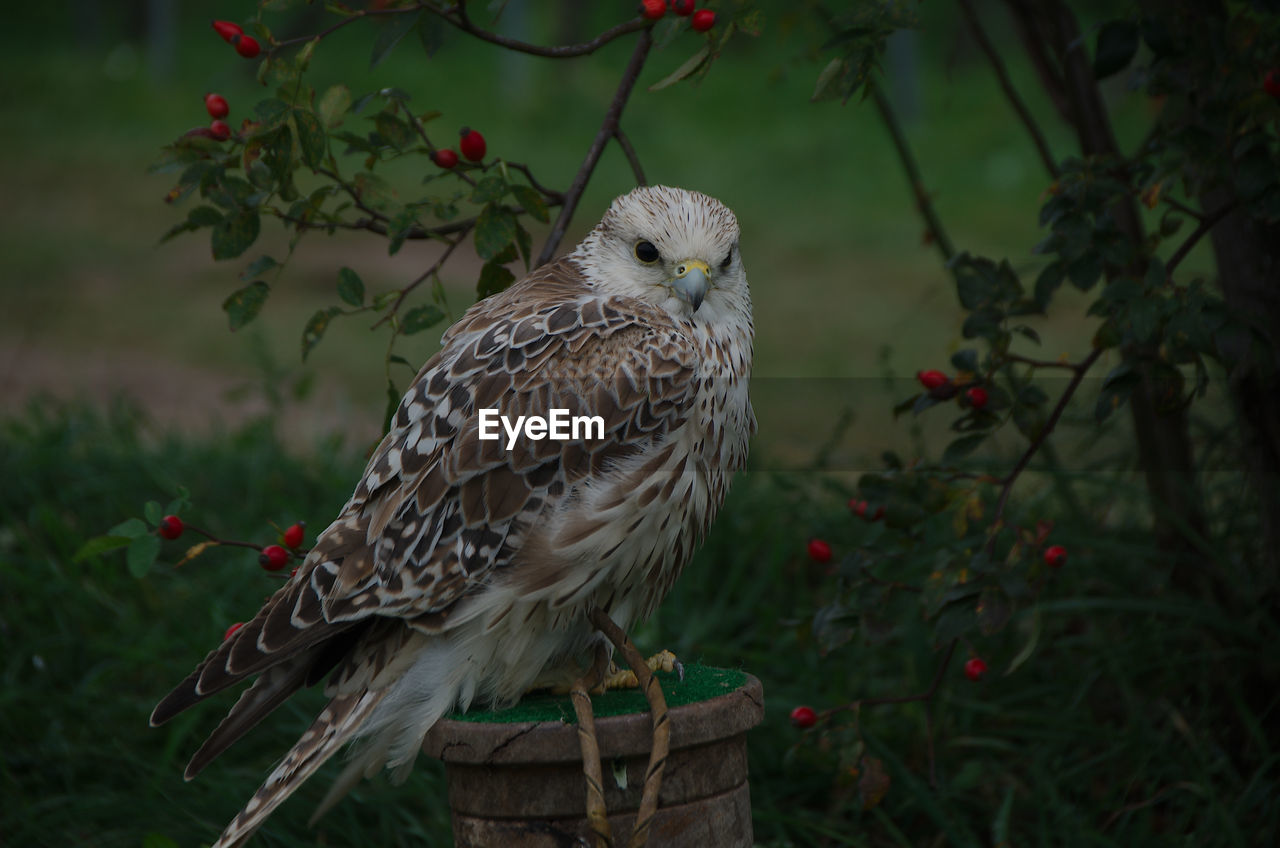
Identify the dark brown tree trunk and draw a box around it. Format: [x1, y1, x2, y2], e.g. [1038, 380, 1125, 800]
[1005, 0, 1210, 589]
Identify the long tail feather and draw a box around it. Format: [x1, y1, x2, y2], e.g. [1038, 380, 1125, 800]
[210, 689, 387, 848]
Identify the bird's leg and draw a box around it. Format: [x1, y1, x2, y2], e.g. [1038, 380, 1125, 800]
[570, 639, 613, 848]
[587, 607, 669, 848]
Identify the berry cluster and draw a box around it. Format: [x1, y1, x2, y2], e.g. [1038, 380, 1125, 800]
[433, 127, 487, 170]
[916, 368, 988, 409]
[641, 0, 716, 32]
[212, 19, 261, 59]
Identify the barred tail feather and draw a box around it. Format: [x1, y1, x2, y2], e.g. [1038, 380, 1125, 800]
[210, 689, 387, 848]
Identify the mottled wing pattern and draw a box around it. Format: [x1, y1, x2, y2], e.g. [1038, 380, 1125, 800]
[150, 256, 699, 774]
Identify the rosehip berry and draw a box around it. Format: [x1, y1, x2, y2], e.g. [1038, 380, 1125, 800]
[964, 657, 988, 681]
[259, 544, 290, 571]
[204, 93, 229, 120]
[790, 705, 818, 729]
[872, 505, 885, 521]
[211, 20, 243, 43]
[917, 369, 948, 390]
[850, 498, 868, 518]
[641, 0, 666, 20]
[691, 8, 716, 31]
[669, 0, 696, 14]
[433, 148, 459, 169]
[459, 127, 486, 162]
[233, 34, 261, 59]
[223, 621, 245, 641]
[1264, 69, 1280, 99]
[1044, 544, 1067, 569]
[283, 522, 305, 549]
[807, 538, 832, 564]
[966, 386, 989, 409]
[209, 119, 231, 141]
[158, 515, 184, 540]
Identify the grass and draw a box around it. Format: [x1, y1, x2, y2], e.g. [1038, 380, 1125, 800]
[2, 402, 1275, 847]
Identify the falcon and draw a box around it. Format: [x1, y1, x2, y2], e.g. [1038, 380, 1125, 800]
[150, 185, 756, 847]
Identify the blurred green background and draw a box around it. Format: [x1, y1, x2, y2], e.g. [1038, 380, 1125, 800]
[2, 2, 1271, 847]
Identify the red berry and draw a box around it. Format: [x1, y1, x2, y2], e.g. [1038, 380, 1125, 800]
[223, 621, 245, 641]
[158, 515, 184, 540]
[807, 538, 832, 564]
[233, 34, 261, 59]
[964, 657, 988, 681]
[790, 705, 817, 729]
[459, 127, 486, 162]
[259, 544, 290, 571]
[209, 119, 231, 141]
[1264, 69, 1280, 99]
[641, 0, 666, 20]
[211, 20, 243, 43]
[1044, 544, 1067, 569]
[283, 522, 305, 549]
[204, 93, 229, 120]
[849, 498, 868, 518]
[669, 0, 696, 14]
[966, 386, 989, 409]
[917, 369, 948, 390]
[872, 505, 885, 521]
[691, 8, 715, 31]
[433, 148, 459, 169]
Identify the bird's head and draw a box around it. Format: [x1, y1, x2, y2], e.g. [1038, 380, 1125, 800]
[571, 185, 748, 322]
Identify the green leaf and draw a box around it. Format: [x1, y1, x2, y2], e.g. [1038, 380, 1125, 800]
[1066, 253, 1102, 291]
[942, 433, 987, 464]
[1034, 261, 1065, 307]
[932, 602, 976, 645]
[382, 379, 401, 436]
[401, 304, 445, 335]
[127, 534, 161, 578]
[471, 176, 508, 205]
[292, 108, 327, 169]
[371, 9, 423, 69]
[109, 517, 148, 539]
[474, 203, 517, 261]
[189, 205, 224, 227]
[352, 172, 397, 213]
[337, 267, 365, 306]
[511, 184, 549, 223]
[649, 45, 711, 92]
[241, 255, 279, 280]
[302, 307, 341, 360]
[211, 209, 261, 260]
[1094, 20, 1139, 80]
[165, 485, 192, 517]
[950, 349, 980, 374]
[374, 110, 415, 149]
[811, 57, 847, 102]
[222, 281, 270, 331]
[977, 587, 1013, 636]
[71, 534, 133, 563]
[477, 261, 516, 299]
[144, 500, 163, 526]
[318, 84, 352, 128]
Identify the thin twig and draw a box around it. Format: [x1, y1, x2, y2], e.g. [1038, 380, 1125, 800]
[371, 230, 471, 330]
[1003, 352, 1083, 370]
[869, 83, 956, 263]
[269, 5, 421, 52]
[538, 29, 654, 266]
[956, 0, 1059, 178]
[431, 3, 649, 59]
[613, 128, 648, 187]
[1165, 201, 1237, 280]
[490, 159, 566, 203]
[991, 347, 1103, 525]
[1161, 195, 1205, 223]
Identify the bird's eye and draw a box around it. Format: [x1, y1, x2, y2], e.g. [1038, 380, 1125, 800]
[634, 240, 661, 264]
[720, 249, 733, 270]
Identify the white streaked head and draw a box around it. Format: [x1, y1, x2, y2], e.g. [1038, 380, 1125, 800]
[570, 185, 748, 322]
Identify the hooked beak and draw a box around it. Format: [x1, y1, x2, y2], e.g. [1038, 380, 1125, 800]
[671, 259, 711, 312]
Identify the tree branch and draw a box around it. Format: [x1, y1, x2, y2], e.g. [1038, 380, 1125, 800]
[869, 83, 956, 263]
[613, 128, 648, 187]
[430, 3, 649, 59]
[1165, 201, 1238, 280]
[992, 347, 1103, 526]
[371, 229, 471, 330]
[537, 28, 654, 266]
[957, 0, 1059, 179]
